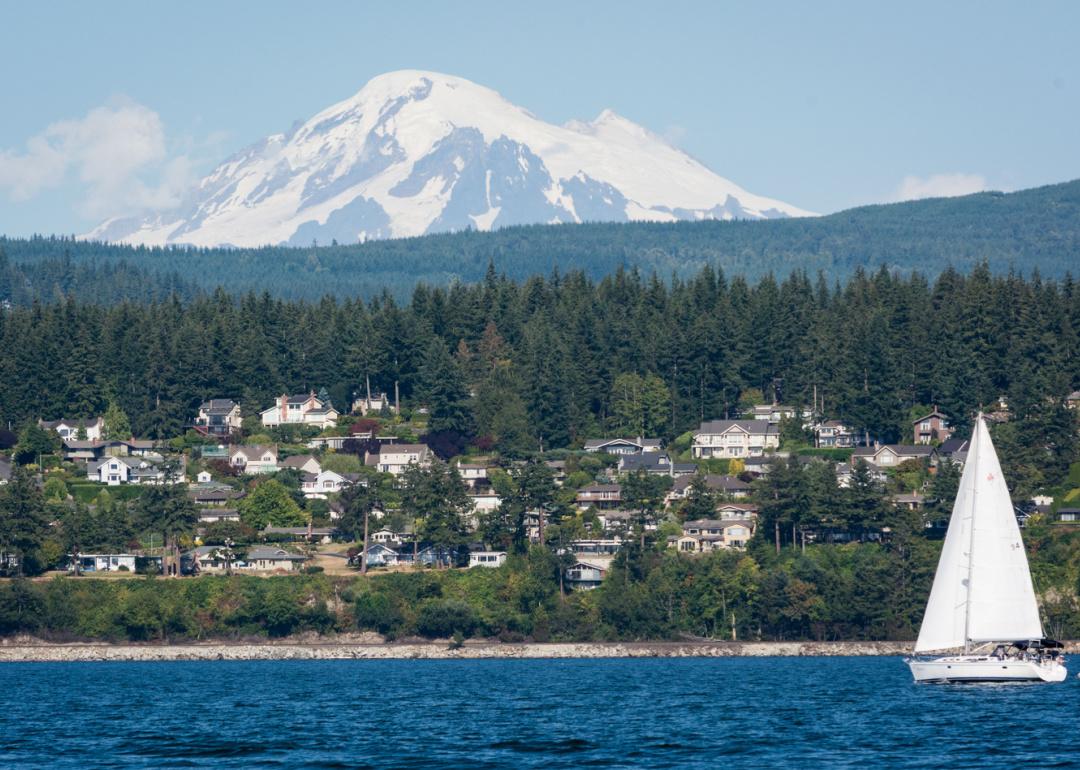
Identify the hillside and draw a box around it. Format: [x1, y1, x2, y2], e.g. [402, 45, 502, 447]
[2, 179, 1079, 300]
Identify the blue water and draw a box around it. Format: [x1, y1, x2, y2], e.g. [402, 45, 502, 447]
[2, 657, 1078, 768]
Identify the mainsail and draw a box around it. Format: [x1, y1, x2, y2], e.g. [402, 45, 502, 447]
[914, 416, 1044, 653]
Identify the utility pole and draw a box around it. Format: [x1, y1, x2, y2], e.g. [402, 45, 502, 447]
[360, 498, 372, 575]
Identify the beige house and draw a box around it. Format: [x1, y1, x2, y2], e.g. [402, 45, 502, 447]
[676, 519, 756, 551]
[851, 444, 935, 469]
[691, 420, 779, 459]
[376, 444, 432, 476]
[230, 445, 279, 474]
[260, 392, 339, 428]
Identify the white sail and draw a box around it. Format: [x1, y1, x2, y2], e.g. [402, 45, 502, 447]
[914, 416, 1043, 653]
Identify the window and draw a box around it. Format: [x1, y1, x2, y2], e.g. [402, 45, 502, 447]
[921, 421, 931, 430]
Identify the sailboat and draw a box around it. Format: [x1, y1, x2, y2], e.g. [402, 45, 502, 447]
[908, 415, 1067, 683]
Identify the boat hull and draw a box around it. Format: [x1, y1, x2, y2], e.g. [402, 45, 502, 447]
[909, 655, 1067, 683]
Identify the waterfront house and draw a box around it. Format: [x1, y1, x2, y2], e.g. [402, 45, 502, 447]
[691, 420, 779, 459]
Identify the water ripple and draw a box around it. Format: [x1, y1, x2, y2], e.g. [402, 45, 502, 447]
[2, 657, 1079, 768]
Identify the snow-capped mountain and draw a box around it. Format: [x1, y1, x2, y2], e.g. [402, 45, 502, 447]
[88, 71, 813, 247]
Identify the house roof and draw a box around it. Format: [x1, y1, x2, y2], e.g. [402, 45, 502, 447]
[695, 420, 778, 436]
[40, 417, 103, 430]
[246, 547, 308, 561]
[200, 399, 238, 413]
[583, 437, 663, 451]
[578, 483, 622, 494]
[263, 527, 336, 536]
[938, 438, 970, 456]
[379, 444, 430, 455]
[88, 456, 152, 472]
[287, 393, 317, 404]
[673, 474, 751, 493]
[685, 518, 755, 529]
[198, 508, 239, 519]
[280, 454, 319, 469]
[852, 444, 934, 458]
[619, 452, 671, 471]
[912, 408, 949, 424]
[232, 445, 277, 461]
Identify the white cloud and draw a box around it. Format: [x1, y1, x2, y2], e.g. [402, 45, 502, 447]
[0, 98, 198, 219]
[893, 172, 989, 202]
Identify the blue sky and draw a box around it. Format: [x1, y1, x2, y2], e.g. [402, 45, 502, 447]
[1, 0, 1077, 236]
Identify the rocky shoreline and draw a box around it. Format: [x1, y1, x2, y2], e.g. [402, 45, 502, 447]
[0, 638, 923, 662]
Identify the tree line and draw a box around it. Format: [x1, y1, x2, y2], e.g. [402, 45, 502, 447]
[1, 263, 1077, 485]
[2, 178, 1079, 300]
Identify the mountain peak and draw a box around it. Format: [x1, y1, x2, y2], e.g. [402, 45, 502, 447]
[86, 71, 813, 247]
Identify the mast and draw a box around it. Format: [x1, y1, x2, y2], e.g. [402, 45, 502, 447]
[962, 414, 982, 653]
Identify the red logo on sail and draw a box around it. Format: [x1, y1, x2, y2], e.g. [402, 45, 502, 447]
[986, 473, 995, 481]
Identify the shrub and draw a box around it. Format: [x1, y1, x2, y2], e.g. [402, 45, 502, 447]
[415, 599, 480, 639]
[354, 592, 405, 636]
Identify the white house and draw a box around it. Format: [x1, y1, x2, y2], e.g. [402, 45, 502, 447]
[746, 404, 811, 425]
[86, 456, 172, 486]
[376, 444, 432, 476]
[260, 392, 339, 428]
[70, 553, 137, 572]
[40, 417, 104, 442]
[230, 445, 279, 474]
[456, 463, 489, 488]
[301, 469, 350, 498]
[691, 420, 779, 459]
[814, 420, 857, 448]
[196, 470, 213, 484]
[469, 551, 508, 568]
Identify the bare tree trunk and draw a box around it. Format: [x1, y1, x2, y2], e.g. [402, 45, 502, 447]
[774, 520, 780, 554]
